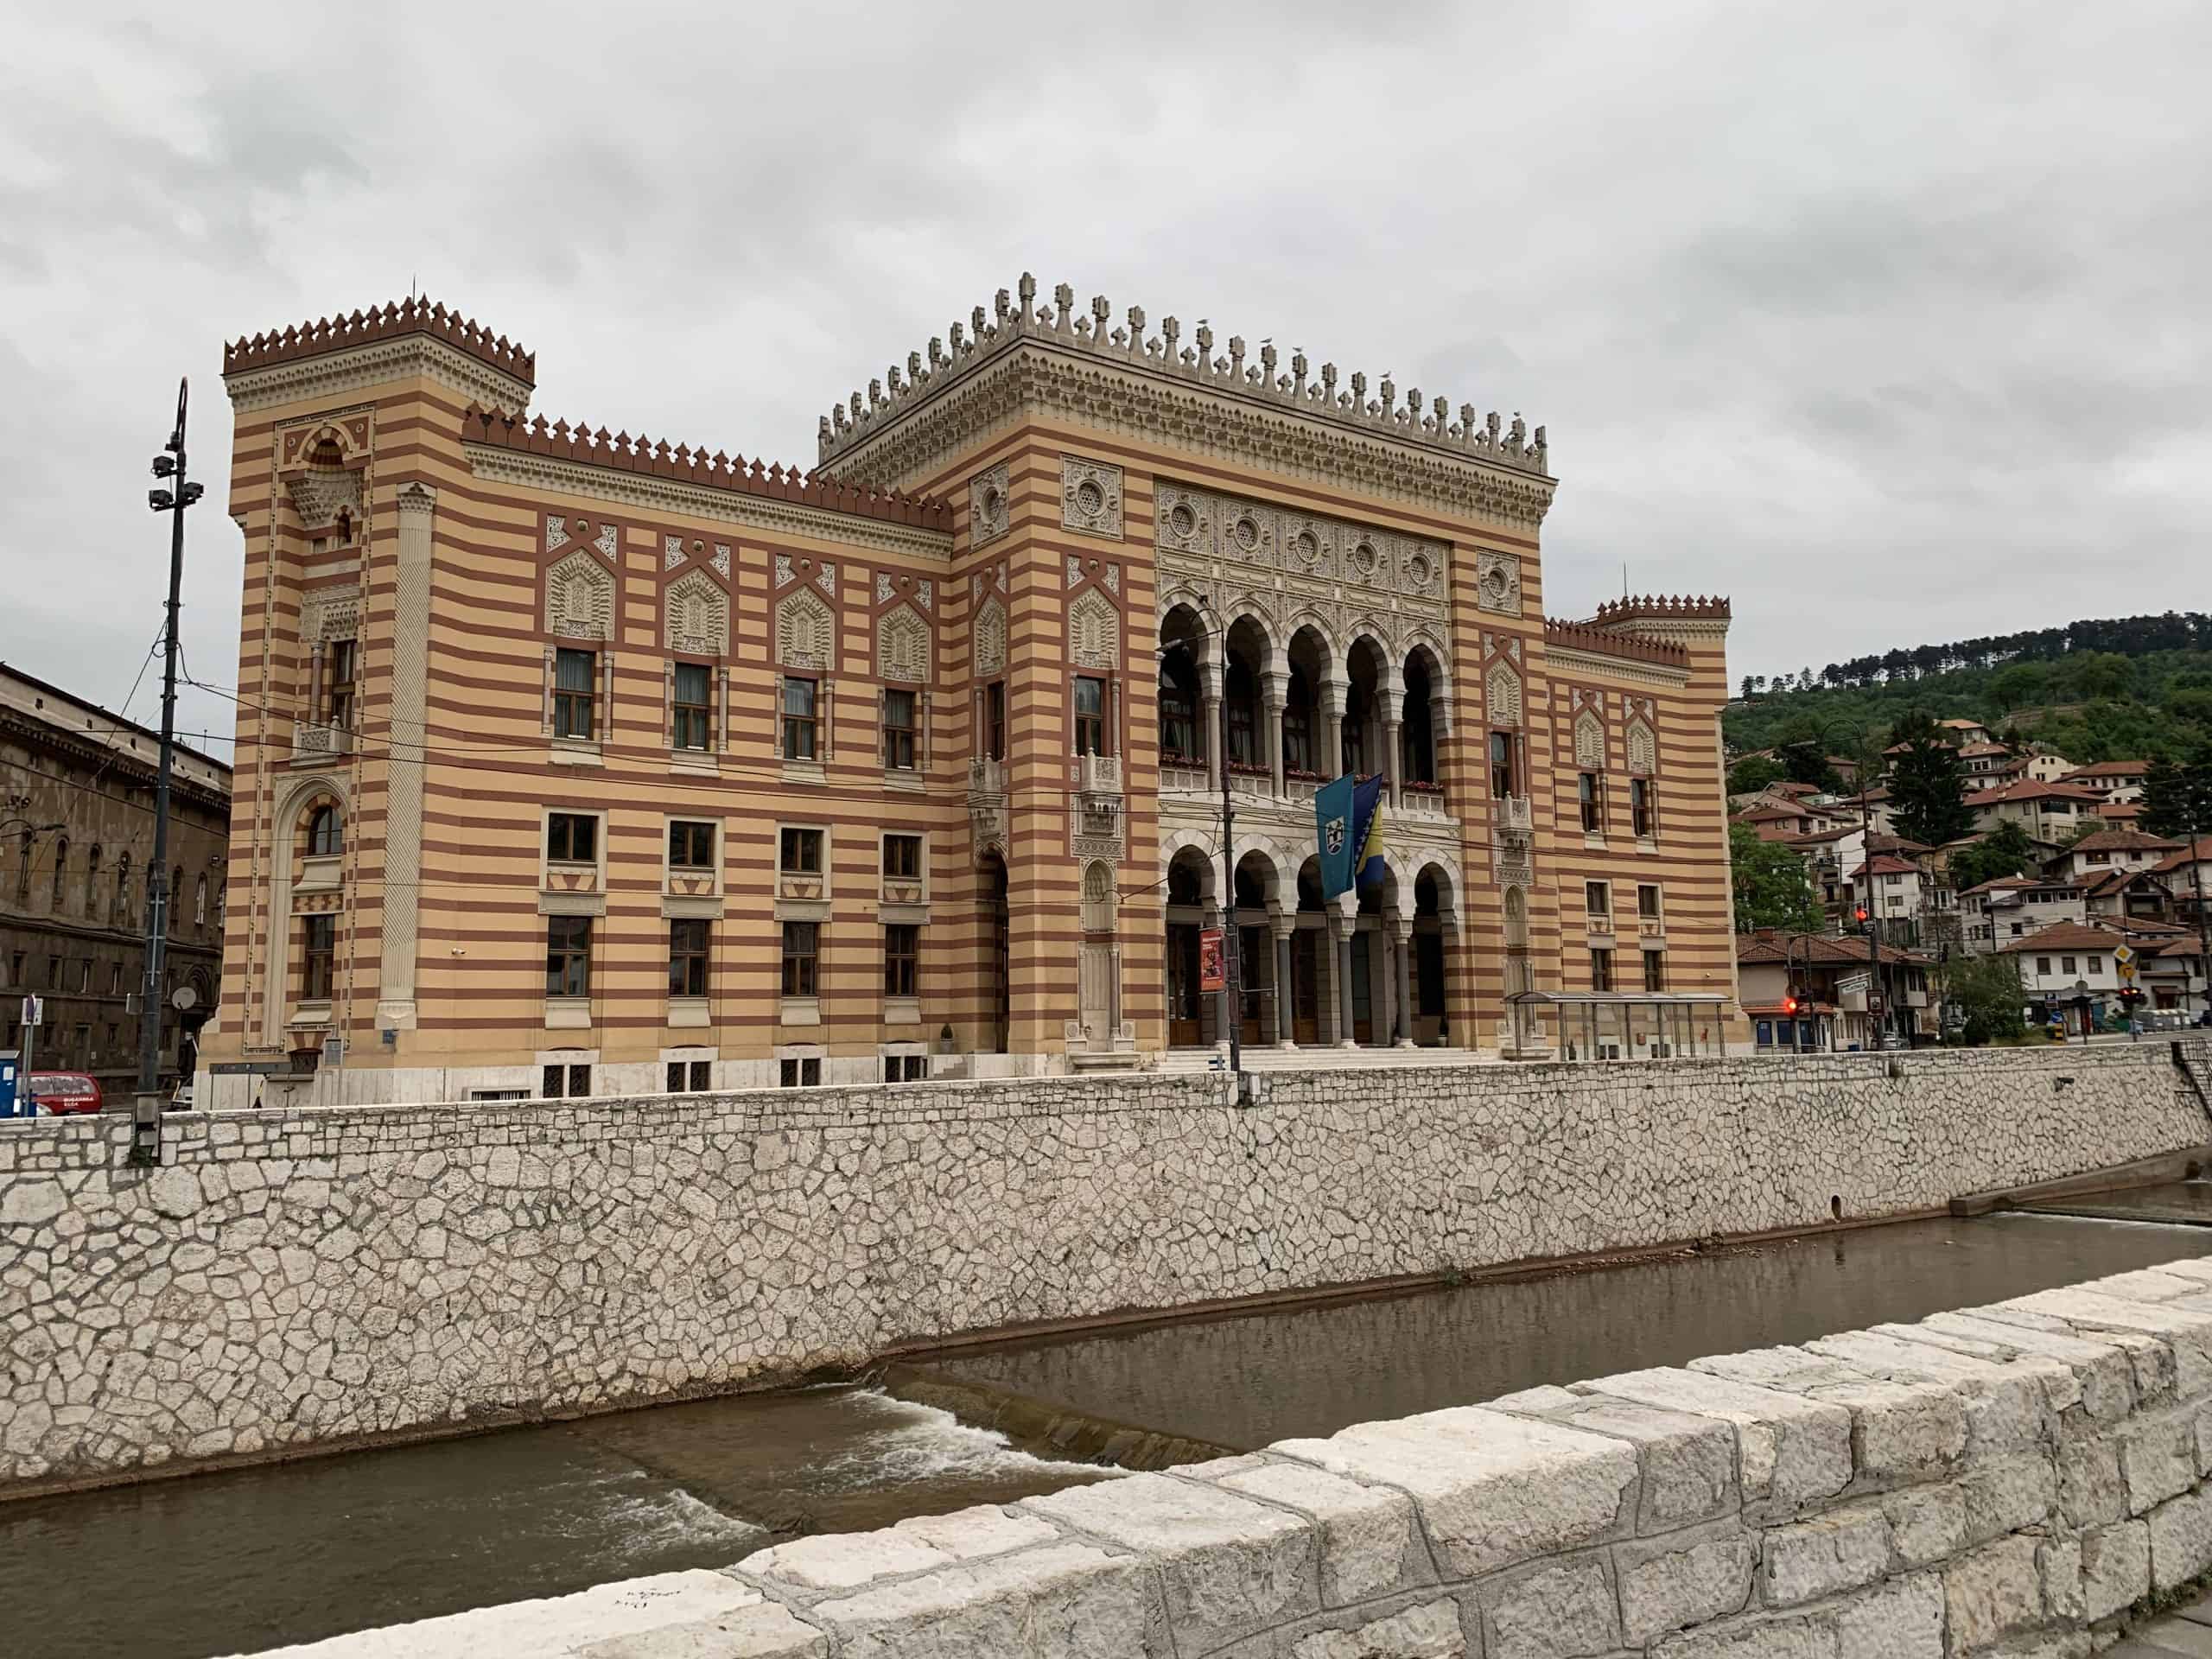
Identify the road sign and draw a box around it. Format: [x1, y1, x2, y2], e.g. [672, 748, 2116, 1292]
[1836, 972, 1872, 996]
[2119, 959, 2139, 985]
[18, 995, 41, 1028]
[2113, 944, 2137, 969]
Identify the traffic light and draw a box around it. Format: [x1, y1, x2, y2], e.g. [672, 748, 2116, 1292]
[1853, 906, 1870, 928]
[1781, 995, 1799, 1015]
[2118, 987, 2146, 1008]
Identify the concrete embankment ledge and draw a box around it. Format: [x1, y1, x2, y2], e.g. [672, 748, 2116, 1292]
[232, 1257, 2212, 1656]
[3, 1040, 2208, 1497]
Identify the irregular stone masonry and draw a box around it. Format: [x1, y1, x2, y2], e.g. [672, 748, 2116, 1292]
[238, 1256, 2212, 1656]
[2, 1042, 2208, 1492]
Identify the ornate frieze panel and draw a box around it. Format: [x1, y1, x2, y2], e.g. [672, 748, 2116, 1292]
[1474, 550, 1521, 616]
[1627, 720, 1657, 776]
[299, 586, 361, 645]
[776, 590, 836, 671]
[974, 598, 1007, 676]
[1573, 709, 1605, 769]
[545, 550, 614, 640]
[1069, 589, 1121, 671]
[877, 606, 930, 683]
[1484, 662, 1523, 728]
[664, 569, 728, 657]
[970, 462, 1010, 547]
[1061, 457, 1122, 540]
[1152, 480, 1447, 658]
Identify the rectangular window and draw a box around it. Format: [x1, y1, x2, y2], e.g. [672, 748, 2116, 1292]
[883, 834, 922, 881]
[1630, 777, 1654, 838]
[546, 916, 593, 998]
[2088, 957, 2104, 976]
[1591, 948, 1615, 993]
[780, 676, 819, 761]
[779, 827, 823, 874]
[664, 1059, 714, 1093]
[690, 1058, 710, 1090]
[779, 1055, 822, 1089]
[884, 923, 918, 998]
[2037, 957, 2051, 975]
[2061, 956, 2076, 975]
[986, 681, 1007, 761]
[1073, 676, 1107, 756]
[1489, 731, 1516, 799]
[884, 1054, 928, 1083]
[553, 647, 596, 741]
[781, 921, 819, 997]
[883, 689, 918, 770]
[547, 811, 597, 864]
[540, 1061, 593, 1100]
[668, 819, 715, 870]
[671, 662, 712, 751]
[1643, 950, 1667, 993]
[1579, 772, 1603, 833]
[325, 638, 357, 731]
[301, 914, 335, 1001]
[1585, 880, 1611, 925]
[1638, 883, 1662, 921]
[668, 918, 710, 997]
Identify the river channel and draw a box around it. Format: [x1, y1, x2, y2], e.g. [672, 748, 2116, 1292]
[3, 1211, 2208, 1659]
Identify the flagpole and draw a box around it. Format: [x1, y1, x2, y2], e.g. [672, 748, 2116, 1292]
[1210, 599, 1242, 1078]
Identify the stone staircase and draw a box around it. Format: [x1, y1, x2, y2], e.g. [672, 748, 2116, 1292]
[1151, 1045, 1483, 1075]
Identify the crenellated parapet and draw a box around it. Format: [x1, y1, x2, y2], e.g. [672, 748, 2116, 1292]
[1589, 594, 1732, 624]
[460, 405, 953, 532]
[814, 271, 1552, 506]
[225, 296, 536, 385]
[1542, 617, 1690, 671]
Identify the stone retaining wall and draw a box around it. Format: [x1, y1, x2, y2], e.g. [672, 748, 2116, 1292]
[243, 1256, 2212, 1656]
[4, 1041, 2209, 1491]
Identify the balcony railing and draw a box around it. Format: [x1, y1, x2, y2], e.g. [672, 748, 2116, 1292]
[1079, 752, 1122, 796]
[1495, 794, 1534, 835]
[291, 721, 353, 763]
[968, 755, 1005, 796]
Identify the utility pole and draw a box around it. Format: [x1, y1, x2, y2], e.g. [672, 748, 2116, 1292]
[136, 378, 202, 1166]
[1858, 789, 1883, 1050]
[1207, 599, 1243, 1079]
[2190, 798, 2211, 1029]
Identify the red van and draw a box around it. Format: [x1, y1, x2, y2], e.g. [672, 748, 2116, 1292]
[26, 1072, 104, 1115]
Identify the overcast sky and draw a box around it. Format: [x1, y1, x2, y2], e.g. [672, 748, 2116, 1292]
[3, 2, 2207, 752]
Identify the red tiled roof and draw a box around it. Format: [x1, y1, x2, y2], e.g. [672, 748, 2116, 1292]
[1851, 855, 1921, 879]
[1998, 922, 2128, 955]
[2066, 829, 2184, 854]
[1958, 742, 2012, 758]
[1737, 931, 1933, 967]
[2153, 837, 2212, 872]
[1974, 779, 2108, 805]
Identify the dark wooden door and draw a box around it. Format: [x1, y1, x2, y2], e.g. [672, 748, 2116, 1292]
[1166, 924, 1203, 1047]
[1238, 925, 1268, 1045]
[1293, 930, 1320, 1044]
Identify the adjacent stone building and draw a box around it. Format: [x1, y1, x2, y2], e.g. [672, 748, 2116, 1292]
[1, 663, 229, 1093]
[197, 281, 1742, 1105]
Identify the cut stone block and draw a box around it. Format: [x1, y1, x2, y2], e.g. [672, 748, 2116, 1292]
[2122, 1412, 2202, 1515]
[1285, 1596, 1467, 1659]
[1615, 1520, 1757, 1644]
[1807, 1329, 2055, 1452]
[1979, 1290, 2212, 1400]
[1478, 1554, 1618, 1659]
[807, 1543, 1155, 1659]
[575, 1601, 828, 1658]
[1211, 1456, 1427, 1606]
[2151, 1487, 2212, 1593]
[1022, 1471, 1313, 1652]
[1942, 1535, 2045, 1653]
[2079, 1517, 2151, 1622]
[1760, 1503, 1891, 1606]
[1907, 1311, 2138, 1421]
[1502, 1395, 1738, 1534]
[1575, 1369, 1850, 1512]
[1271, 1408, 1636, 1581]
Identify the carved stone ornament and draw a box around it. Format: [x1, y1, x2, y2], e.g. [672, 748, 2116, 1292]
[285, 466, 363, 531]
[1060, 457, 1123, 540]
[594, 522, 619, 562]
[1066, 556, 1084, 589]
[1069, 588, 1120, 671]
[774, 552, 795, 588]
[299, 586, 362, 647]
[1475, 550, 1522, 617]
[712, 543, 731, 577]
[877, 605, 930, 683]
[1485, 662, 1523, 728]
[1574, 709, 1605, 769]
[776, 589, 836, 671]
[1103, 564, 1119, 594]
[664, 569, 728, 657]
[876, 571, 895, 604]
[546, 550, 615, 640]
[970, 462, 1011, 547]
[664, 535, 687, 571]
[918, 579, 932, 610]
[974, 598, 1007, 676]
[816, 560, 837, 597]
[1628, 721, 1657, 776]
[546, 513, 569, 552]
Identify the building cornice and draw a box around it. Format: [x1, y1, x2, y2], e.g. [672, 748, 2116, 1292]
[225, 335, 536, 416]
[1541, 645, 1692, 690]
[462, 445, 954, 563]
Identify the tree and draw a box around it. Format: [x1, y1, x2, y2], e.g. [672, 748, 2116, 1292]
[1936, 954, 2028, 1046]
[1730, 823, 1824, 934]
[1948, 820, 2032, 892]
[1739, 676, 1757, 702]
[2143, 754, 2212, 840]
[1886, 714, 1974, 846]
[1726, 756, 1787, 797]
[1775, 732, 1842, 793]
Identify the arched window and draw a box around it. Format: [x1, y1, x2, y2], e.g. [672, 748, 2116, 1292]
[170, 867, 183, 932]
[1158, 656, 1200, 763]
[114, 853, 131, 924]
[16, 835, 30, 902]
[194, 873, 208, 926]
[308, 805, 342, 858]
[87, 845, 102, 909]
[50, 838, 68, 909]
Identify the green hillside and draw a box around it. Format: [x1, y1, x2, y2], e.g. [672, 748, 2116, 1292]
[1722, 613, 2212, 772]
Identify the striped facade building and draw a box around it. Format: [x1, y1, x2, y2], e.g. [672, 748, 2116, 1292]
[196, 279, 1742, 1107]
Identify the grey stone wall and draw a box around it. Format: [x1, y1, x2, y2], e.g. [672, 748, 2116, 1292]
[234, 1255, 2212, 1656]
[4, 1042, 2209, 1491]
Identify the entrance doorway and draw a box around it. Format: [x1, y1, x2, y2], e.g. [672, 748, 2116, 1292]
[983, 853, 1009, 1052]
[1166, 924, 1203, 1047]
[1350, 933, 1374, 1045]
[1293, 931, 1321, 1044]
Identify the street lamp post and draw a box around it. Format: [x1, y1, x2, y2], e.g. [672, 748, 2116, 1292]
[136, 377, 203, 1166]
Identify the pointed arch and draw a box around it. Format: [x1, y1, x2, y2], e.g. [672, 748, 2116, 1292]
[664, 569, 728, 657]
[1574, 709, 1605, 769]
[775, 588, 836, 670]
[545, 549, 614, 640]
[1069, 588, 1120, 671]
[1485, 661, 1522, 728]
[974, 596, 1007, 676]
[877, 605, 931, 683]
[1627, 720, 1657, 775]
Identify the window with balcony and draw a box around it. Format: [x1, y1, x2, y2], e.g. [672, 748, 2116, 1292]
[1489, 731, 1516, 800]
[553, 647, 596, 741]
[1158, 657, 1198, 762]
[1579, 772, 1603, 834]
[326, 638, 357, 731]
[668, 819, 715, 871]
[1074, 676, 1107, 756]
[671, 662, 712, 751]
[883, 689, 918, 771]
[545, 916, 592, 997]
[985, 681, 1007, 761]
[884, 924, 918, 998]
[781, 922, 819, 997]
[1630, 777, 1655, 839]
[302, 914, 335, 1001]
[780, 676, 819, 761]
[546, 812, 596, 864]
[667, 918, 710, 997]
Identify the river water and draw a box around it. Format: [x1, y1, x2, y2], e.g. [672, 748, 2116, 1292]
[3, 1211, 2207, 1659]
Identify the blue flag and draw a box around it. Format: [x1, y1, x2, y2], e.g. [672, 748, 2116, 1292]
[1316, 774, 1389, 899]
[1315, 774, 1357, 899]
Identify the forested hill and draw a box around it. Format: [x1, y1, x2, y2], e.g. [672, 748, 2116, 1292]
[1722, 612, 2212, 768]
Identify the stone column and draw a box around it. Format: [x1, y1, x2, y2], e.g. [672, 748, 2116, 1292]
[1332, 906, 1358, 1048]
[378, 482, 436, 1038]
[1394, 922, 1415, 1046]
[1382, 715, 1403, 804]
[1262, 669, 1287, 798]
[1321, 683, 1346, 781]
[1380, 666, 1404, 804]
[1272, 912, 1296, 1048]
[1199, 662, 1224, 792]
[307, 640, 326, 728]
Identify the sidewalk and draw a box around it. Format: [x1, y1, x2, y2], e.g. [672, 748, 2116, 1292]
[2116, 1594, 2212, 1655]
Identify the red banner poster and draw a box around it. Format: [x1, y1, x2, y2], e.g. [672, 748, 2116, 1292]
[1198, 927, 1225, 993]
